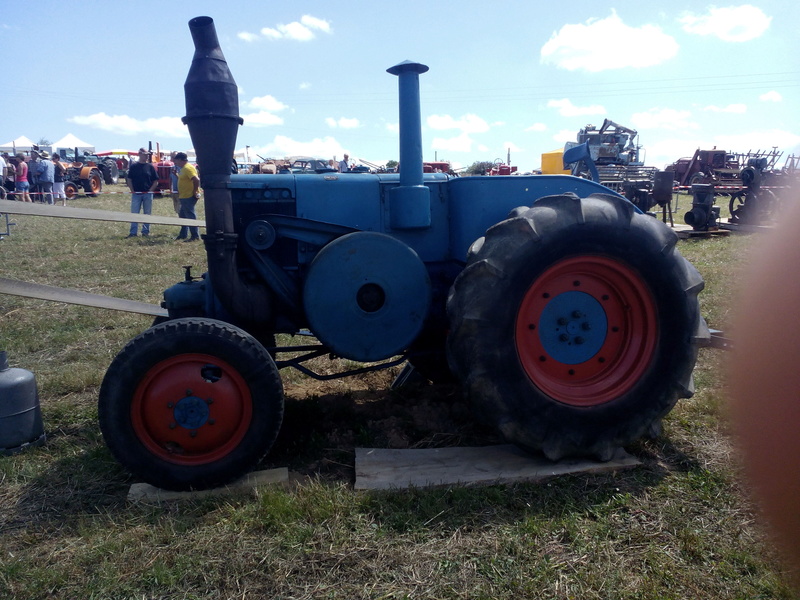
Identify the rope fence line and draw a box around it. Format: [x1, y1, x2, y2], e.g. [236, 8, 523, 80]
[4, 188, 180, 201]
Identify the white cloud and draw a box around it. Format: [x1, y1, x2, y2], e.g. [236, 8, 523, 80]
[525, 122, 547, 132]
[248, 95, 287, 112]
[301, 15, 331, 34]
[237, 31, 259, 43]
[68, 113, 188, 138]
[643, 129, 800, 171]
[679, 5, 771, 42]
[547, 99, 605, 117]
[325, 117, 360, 129]
[714, 129, 800, 154]
[553, 129, 577, 144]
[645, 138, 705, 169]
[431, 132, 474, 153]
[249, 134, 344, 158]
[299, 82, 312, 90]
[261, 27, 282, 40]
[760, 90, 782, 102]
[505, 142, 523, 152]
[630, 107, 699, 131]
[386, 123, 400, 134]
[258, 15, 332, 42]
[279, 22, 316, 41]
[242, 111, 284, 127]
[427, 114, 489, 134]
[703, 103, 747, 113]
[540, 10, 678, 72]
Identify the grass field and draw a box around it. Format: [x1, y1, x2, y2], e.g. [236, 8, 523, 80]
[0, 185, 797, 599]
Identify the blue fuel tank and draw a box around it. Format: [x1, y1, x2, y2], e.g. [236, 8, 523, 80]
[0, 351, 46, 454]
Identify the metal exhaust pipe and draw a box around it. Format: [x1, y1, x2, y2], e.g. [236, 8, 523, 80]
[386, 61, 431, 230]
[183, 16, 271, 327]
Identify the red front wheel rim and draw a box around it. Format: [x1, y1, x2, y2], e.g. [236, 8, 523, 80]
[131, 353, 253, 465]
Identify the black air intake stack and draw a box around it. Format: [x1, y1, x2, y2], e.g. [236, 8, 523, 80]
[183, 16, 271, 327]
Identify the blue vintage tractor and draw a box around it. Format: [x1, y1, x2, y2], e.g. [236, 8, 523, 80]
[98, 17, 707, 490]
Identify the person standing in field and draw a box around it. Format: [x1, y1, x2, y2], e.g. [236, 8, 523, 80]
[28, 150, 41, 202]
[35, 151, 55, 205]
[172, 152, 201, 241]
[1, 153, 14, 197]
[169, 151, 180, 216]
[14, 153, 32, 202]
[52, 153, 68, 205]
[126, 148, 159, 238]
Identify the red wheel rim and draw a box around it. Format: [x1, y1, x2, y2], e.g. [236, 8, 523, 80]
[515, 256, 658, 407]
[131, 353, 253, 465]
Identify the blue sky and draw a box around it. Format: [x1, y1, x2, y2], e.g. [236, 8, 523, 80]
[1, 1, 797, 172]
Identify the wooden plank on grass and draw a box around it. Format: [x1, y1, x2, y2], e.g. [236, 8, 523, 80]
[128, 467, 288, 502]
[354, 445, 640, 490]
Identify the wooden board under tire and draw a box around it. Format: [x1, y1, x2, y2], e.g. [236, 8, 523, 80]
[127, 467, 289, 501]
[354, 445, 640, 490]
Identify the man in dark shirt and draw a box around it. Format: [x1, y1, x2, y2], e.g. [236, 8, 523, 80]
[126, 147, 159, 238]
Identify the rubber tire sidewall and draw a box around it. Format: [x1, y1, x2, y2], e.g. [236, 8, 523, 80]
[99, 317, 284, 490]
[446, 193, 702, 459]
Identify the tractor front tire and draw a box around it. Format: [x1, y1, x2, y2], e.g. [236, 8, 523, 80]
[99, 318, 284, 490]
[64, 182, 79, 200]
[447, 193, 707, 461]
[83, 169, 102, 197]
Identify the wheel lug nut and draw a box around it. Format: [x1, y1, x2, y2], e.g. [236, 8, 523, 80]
[185, 389, 192, 396]
[190, 430, 198, 438]
[581, 322, 591, 331]
[169, 422, 177, 429]
[575, 336, 584, 345]
[559, 334, 569, 342]
[572, 311, 582, 319]
[557, 317, 568, 326]
[167, 402, 174, 409]
[206, 398, 213, 405]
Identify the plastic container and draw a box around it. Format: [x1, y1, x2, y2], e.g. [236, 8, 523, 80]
[0, 351, 46, 455]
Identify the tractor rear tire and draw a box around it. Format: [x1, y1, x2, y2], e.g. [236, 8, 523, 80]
[446, 192, 707, 461]
[99, 318, 284, 490]
[101, 159, 119, 185]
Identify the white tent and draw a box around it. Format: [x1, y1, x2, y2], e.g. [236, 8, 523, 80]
[51, 133, 94, 153]
[0, 135, 35, 152]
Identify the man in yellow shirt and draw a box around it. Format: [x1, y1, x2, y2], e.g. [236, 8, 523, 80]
[173, 152, 201, 241]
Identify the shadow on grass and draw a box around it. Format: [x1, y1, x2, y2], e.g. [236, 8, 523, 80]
[3, 424, 131, 536]
[6, 379, 709, 539]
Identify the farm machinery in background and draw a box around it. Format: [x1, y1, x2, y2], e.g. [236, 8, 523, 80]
[95, 17, 708, 491]
[668, 148, 799, 227]
[55, 147, 120, 199]
[563, 119, 660, 213]
[488, 149, 518, 176]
